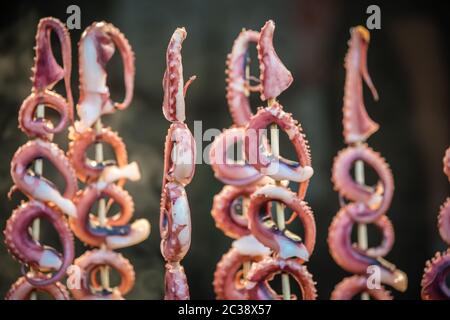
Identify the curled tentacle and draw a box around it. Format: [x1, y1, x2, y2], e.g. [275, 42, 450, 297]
[211, 184, 257, 239]
[76, 21, 135, 132]
[162, 28, 196, 122]
[68, 127, 128, 185]
[160, 182, 191, 262]
[164, 262, 190, 300]
[10, 139, 78, 217]
[444, 147, 450, 182]
[331, 275, 392, 300]
[245, 103, 313, 196]
[257, 20, 293, 101]
[18, 91, 70, 140]
[246, 256, 317, 300]
[213, 247, 264, 300]
[342, 26, 379, 144]
[5, 276, 70, 300]
[162, 122, 196, 186]
[328, 209, 407, 292]
[4, 201, 74, 287]
[226, 29, 260, 126]
[32, 17, 73, 115]
[209, 127, 263, 186]
[332, 144, 394, 223]
[421, 250, 450, 300]
[247, 184, 315, 261]
[70, 249, 135, 300]
[438, 198, 450, 246]
[70, 183, 150, 248]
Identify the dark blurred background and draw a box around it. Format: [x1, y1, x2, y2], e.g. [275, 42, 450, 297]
[0, 0, 448, 300]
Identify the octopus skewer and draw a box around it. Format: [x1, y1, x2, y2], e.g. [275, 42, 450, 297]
[328, 26, 407, 300]
[211, 20, 317, 300]
[68, 21, 150, 300]
[160, 27, 197, 300]
[421, 147, 450, 300]
[4, 17, 75, 299]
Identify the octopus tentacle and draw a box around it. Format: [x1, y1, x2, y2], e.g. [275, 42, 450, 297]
[70, 249, 135, 300]
[213, 247, 263, 300]
[164, 262, 190, 300]
[444, 147, 450, 181]
[5, 276, 70, 300]
[76, 21, 135, 132]
[331, 275, 393, 300]
[4, 201, 74, 287]
[160, 182, 191, 262]
[438, 198, 450, 246]
[225, 29, 260, 126]
[32, 17, 73, 114]
[332, 144, 393, 223]
[70, 183, 149, 249]
[342, 26, 379, 144]
[245, 256, 317, 300]
[421, 250, 450, 300]
[328, 209, 407, 292]
[247, 184, 315, 261]
[421, 147, 450, 300]
[162, 28, 196, 123]
[211, 185, 255, 239]
[68, 127, 128, 185]
[18, 91, 70, 140]
[244, 103, 313, 196]
[209, 127, 263, 186]
[257, 20, 293, 101]
[10, 139, 78, 217]
[162, 122, 196, 186]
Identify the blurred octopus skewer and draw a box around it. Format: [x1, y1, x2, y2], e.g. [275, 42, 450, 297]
[328, 26, 407, 300]
[159, 27, 197, 300]
[5, 17, 75, 300]
[211, 20, 317, 300]
[67, 21, 150, 300]
[421, 147, 450, 300]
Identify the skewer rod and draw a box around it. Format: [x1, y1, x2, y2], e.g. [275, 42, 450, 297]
[270, 120, 291, 300]
[95, 119, 111, 290]
[355, 158, 369, 300]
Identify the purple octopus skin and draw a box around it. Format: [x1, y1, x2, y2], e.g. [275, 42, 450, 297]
[68, 127, 128, 185]
[160, 181, 191, 262]
[5, 276, 70, 300]
[213, 248, 262, 300]
[247, 184, 315, 261]
[19, 17, 73, 140]
[244, 103, 313, 197]
[245, 257, 317, 300]
[76, 21, 135, 132]
[342, 26, 379, 145]
[257, 20, 293, 101]
[70, 183, 149, 249]
[209, 127, 263, 187]
[328, 208, 407, 292]
[421, 250, 450, 300]
[70, 249, 135, 300]
[4, 201, 74, 287]
[164, 262, 190, 300]
[162, 122, 196, 186]
[439, 198, 450, 246]
[421, 147, 450, 300]
[331, 275, 393, 300]
[225, 29, 260, 126]
[211, 184, 256, 239]
[162, 27, 196, 123]
[332, 144, 394, 223]
[9, 139, 78, 218]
